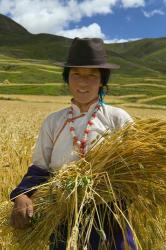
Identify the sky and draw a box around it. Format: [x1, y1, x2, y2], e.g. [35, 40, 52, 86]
[0, 0, 166, 43]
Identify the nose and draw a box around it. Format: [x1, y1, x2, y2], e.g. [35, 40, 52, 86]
[77, 75, 88, 86]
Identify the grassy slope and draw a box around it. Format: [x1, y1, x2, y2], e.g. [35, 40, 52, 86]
[0, 59, 63, 83]
[107, 37, 166, 75]
[0, 55, 165, 107]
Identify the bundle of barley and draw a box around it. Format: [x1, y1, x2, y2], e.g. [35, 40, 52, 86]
[0, 118, 166, 250]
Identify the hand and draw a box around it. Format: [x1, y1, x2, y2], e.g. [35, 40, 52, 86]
[10, 194, 33, 229]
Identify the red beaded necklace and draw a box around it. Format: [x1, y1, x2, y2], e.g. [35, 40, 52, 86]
[68, 103, 101, 156]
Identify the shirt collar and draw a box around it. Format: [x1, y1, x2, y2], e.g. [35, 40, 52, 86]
[71, 98, 100, 115]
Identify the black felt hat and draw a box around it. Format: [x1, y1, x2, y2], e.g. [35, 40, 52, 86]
[56, 37, 120, 69]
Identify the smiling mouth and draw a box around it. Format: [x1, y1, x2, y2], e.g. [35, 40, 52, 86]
[77, 89, 88, 93]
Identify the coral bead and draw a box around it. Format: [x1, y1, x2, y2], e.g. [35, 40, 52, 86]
[81, 138, 87, 145]
[88, 120, 93, 126]
[84, 129, 90, 134]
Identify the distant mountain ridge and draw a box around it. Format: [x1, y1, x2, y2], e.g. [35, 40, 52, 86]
[0, 13, 166, 77]
[0, 13, 28, 34]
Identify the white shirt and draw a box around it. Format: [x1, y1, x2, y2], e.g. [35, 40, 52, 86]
[32, 102, 133, 171]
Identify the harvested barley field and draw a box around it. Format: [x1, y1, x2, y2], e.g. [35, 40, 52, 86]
[0, 95, 166, 250]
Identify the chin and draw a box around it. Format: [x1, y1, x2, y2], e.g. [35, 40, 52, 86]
[76, 98, 92, 103]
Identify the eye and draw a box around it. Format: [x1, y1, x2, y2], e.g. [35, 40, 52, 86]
[88, 74, 97, 78]
[72, 72, 79, 76]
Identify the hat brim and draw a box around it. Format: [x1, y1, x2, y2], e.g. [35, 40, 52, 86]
[55, 62, 120, 69]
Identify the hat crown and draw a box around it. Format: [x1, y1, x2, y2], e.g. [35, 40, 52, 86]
[66, 37, 108, 66]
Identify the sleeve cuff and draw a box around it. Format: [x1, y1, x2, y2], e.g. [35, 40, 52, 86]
[10, 165, 51, 200]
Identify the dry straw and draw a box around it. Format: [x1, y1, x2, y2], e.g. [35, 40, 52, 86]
[0, 118, 166, 250]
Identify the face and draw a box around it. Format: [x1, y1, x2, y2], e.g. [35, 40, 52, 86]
[68, 67, 101, 110]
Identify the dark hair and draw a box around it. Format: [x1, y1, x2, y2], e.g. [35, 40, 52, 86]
[62, 67, 111, 103]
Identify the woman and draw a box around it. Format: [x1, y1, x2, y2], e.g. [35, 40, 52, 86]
[10, 37, 136, 249]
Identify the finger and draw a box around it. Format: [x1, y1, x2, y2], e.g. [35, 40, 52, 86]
[13, 216, 24, 229]
[10, 208, 22, 228]
[15, 205, 27, 219]
[11, 212, 22, 229]
[12, 206, 28, 229]
[14, 213, 30, 229]
[27, 204, 33, 218]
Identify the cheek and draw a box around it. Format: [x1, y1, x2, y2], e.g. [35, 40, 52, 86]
[68, 82, 77, 95]
[90, 82, 101, 93]
[68, 75, 78, 88]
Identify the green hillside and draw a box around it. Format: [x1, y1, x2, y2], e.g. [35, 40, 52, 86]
[106, 37, 166, 75]
[1, 13, 166, 77]
[0, 57, 63, 84]
[0, 14, 71, 61]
